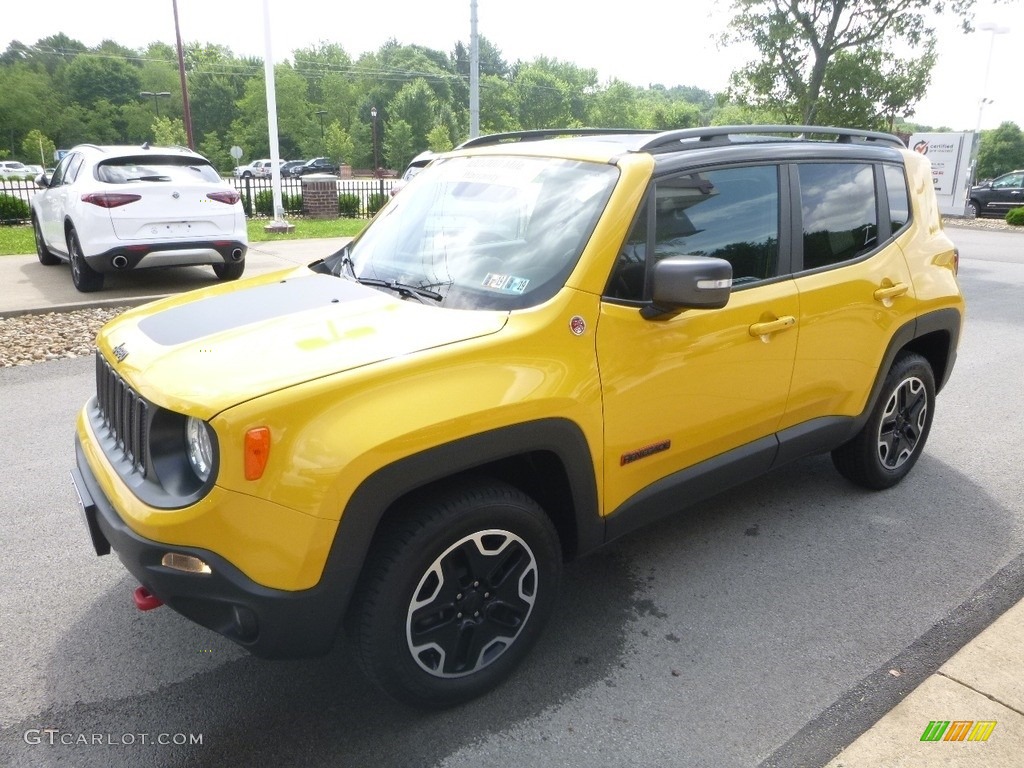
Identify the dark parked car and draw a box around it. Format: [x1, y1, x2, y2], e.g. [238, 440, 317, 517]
[967, 169, 1024, 217]
[296, 157, 339, 176]
[281, 160, 307, 178]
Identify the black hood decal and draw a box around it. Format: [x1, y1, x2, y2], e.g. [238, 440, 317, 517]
[138, 273, 370, 346]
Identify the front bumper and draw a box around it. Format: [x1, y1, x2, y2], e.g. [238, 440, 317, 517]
[72, 435, 355, 658]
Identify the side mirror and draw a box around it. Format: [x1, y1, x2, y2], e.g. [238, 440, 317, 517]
[641, 256, 732, 319]
[35, 173, 49, 188]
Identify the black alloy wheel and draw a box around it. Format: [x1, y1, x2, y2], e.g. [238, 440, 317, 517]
[832, 352, 936, 490]
[350, 479, 562, 708]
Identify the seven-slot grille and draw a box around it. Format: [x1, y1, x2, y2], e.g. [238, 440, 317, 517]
[95, 352, 149, 477]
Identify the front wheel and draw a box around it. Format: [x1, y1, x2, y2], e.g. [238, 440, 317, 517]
[966, 200, 980, 218]
[831, 352, 936, 490]
[350, 479, 562, 708]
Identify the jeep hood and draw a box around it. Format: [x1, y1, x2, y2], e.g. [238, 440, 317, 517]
[98, 270, 508, 417]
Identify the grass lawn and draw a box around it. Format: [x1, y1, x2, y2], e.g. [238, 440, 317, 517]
[0, 217, 368, 256]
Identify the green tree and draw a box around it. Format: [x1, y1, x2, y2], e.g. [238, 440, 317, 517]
[813, 43, 936, 129]
[587, 80, 641, 128]
[426, 123, 454, 152]
[229, 64, 311, 159]
[512, 66, 574, 130]
[21, 130, 56, 166]
[0, 64, 58, 157]
[153, 116, 188, 146]
[197, 131, 230, 172]
[725, 0, 988, 125]
[976, 122, 1024, 180]
[389, 79, 440, 150]
[324, 122, 355, 168]
[478, 74, 519, 135]
[383, 119, 415, 173]
[61, 51, 142, 107]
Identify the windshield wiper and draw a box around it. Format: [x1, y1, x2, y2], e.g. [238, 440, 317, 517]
[355, 277, 443, 303]
[127, 175, 172, 182]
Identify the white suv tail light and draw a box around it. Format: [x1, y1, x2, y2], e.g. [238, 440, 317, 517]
[207, 190, 241, 205]
[81, 192, 142, 208]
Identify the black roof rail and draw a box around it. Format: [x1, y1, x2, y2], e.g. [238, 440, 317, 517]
[457, 128, 654, 150]
[636, 125, 905, 152]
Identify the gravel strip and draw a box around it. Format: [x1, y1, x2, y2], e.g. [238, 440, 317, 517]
[0, 307, 128, 368]
[0, 218, 1018, 369]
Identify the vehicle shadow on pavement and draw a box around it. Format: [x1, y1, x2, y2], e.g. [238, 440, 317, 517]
[17, 548, 639, 767]
[12, 451, 1015, 768]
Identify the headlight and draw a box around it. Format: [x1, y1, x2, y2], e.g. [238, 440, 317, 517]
[185, 417, 215, 482]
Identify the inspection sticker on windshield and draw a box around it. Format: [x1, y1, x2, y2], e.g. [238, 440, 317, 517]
[482, 273, 529, 294]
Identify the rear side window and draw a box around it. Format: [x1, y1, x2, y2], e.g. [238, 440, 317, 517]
[799, 163, 877, 270]
[884, 165, 910, 233]
[607, 165, 780, 300]
[95, 156, 221, 184]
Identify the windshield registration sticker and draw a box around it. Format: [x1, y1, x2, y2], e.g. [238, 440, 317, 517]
[482, 273, 530, 294]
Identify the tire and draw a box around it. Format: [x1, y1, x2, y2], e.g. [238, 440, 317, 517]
[831, 352, 936, 490]
[213, 260, 245, 281]
[966, 200, 980, 218]
[242, 171, 253, 179]
[67, 229, 103, 292]
[33, 216, 60, 265]
[350, 479, 562, 708]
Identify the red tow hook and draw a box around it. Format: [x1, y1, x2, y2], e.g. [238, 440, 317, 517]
[133, 586, 164, 611]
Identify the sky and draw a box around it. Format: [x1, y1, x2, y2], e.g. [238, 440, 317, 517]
[4, 0, 1022, 132]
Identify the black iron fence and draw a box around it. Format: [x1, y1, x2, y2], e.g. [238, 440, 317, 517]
[0, 175, 397, 225]
[230, 175, 395, 219]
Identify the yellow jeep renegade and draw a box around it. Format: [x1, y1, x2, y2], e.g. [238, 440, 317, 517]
[72, 126, 964, 707]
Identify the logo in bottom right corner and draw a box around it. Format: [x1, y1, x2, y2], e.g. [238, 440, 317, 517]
[920, 720, 997, 742]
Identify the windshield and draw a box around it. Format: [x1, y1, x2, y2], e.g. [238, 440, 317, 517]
[317, 155, 619, 310]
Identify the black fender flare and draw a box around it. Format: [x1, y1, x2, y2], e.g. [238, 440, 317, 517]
[318, 417, 602, 624]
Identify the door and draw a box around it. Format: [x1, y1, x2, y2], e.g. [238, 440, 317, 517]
[782, 161, 916, 428]
[598, 164, 799, 513]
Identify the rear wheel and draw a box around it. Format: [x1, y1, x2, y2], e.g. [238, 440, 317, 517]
[68, 229, 103, 292]
[33, 216, 60, 265]
[351, 479, 561, 708]
[831, 352, 935, 490]
[213, 260, 245, 281]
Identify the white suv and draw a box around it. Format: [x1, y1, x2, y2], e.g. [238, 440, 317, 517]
[232, 158, 284, 178]
[31, 144, 248, 292]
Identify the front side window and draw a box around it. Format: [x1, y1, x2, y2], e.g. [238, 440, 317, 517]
[799, 163, 877, 270]
[319, 155, 619, 310]
[606, 165, 780, 301]
[992, 172, 1023, 189]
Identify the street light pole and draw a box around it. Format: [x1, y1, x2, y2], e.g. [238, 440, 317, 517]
[139, 91, 171, 118]
[975, 22, 1010, 133]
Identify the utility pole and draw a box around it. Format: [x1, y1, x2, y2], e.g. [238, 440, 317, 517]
[469, 0, 479, 138]
[171, 0, 195, 149]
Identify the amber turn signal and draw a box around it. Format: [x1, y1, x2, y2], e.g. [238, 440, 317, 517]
[244, 427, 271, 480]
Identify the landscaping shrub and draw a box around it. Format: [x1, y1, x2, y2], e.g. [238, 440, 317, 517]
[1007, 207, 1024, 226]
[338, 193, 360, 218]
[0, 193, 30, 223]
[367, 193, 387, 215]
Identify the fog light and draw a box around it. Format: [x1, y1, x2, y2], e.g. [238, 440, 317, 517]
[161, 552, 212, 574]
